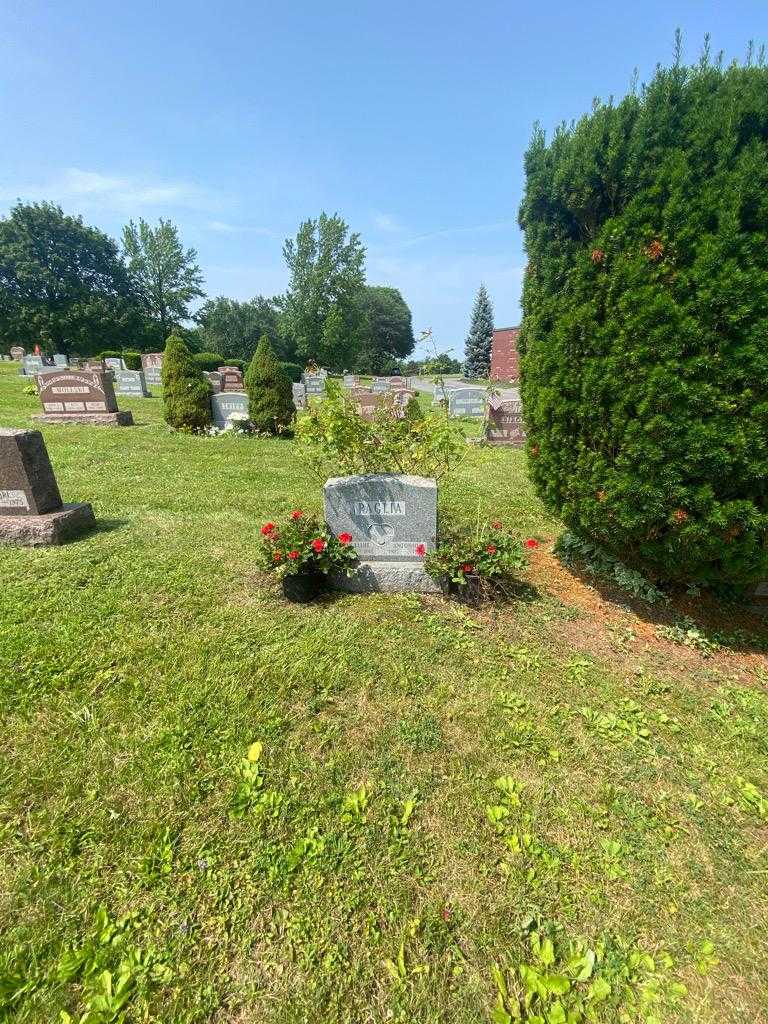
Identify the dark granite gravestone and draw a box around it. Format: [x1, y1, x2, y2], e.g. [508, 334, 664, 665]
[53, 353, 69, 367]
[211, 391, 249, 428]
[447, 387, 486, 417]
[485, 397, 525, 446]
[141, 353, 163, 387]
[10, 346, 25, 361]
[114, 369, 150, 397]
[0, 428, 94, 545]
[324, 474, 439, 592]
[34, 369, 134, 426]
[292, 382, 307, 409]
[218, 366, 244, 392]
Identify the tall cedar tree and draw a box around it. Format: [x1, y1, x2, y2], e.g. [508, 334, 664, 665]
[245, 335, 294, 434]
[518, 43, 768, 585]
[463, 285, 494, 379]
[161, 334, 212, 430]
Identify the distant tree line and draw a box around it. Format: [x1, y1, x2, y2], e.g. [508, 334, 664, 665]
[0, 203, 421, 373]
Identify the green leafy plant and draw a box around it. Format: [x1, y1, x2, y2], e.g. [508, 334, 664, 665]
[556, 532, 668, 605]
[257, 509, 358, 577]
[424, 519, 532, 590]
[161, 333, 211, 431]
[296, 379, 465, 479]
[245, 335, 294, 435]
[519, 50, 768, 586]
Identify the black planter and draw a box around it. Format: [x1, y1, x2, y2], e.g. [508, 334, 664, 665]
[447, 574, 484, 606]
[282, 569, 326, 603]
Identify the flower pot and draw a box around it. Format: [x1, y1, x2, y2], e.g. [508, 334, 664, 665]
[282, 569, 326, 603]
[448, 574, 484, 606]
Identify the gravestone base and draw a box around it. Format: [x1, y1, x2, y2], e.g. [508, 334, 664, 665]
[0, 502, 95, 546]
[33, 411, 134, 427]
[331, 561, 440, 594]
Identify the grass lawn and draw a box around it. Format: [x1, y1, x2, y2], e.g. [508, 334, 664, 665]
[1, 361, 767, 1023]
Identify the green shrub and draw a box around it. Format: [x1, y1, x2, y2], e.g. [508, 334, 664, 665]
[518, 48, 768, 585]
[245, 335, 294, 434]
[161, 334, 212, 431]
[193, 351, 226, 372]
[123, 351, 142, 371]
[278, 361, 303, 383]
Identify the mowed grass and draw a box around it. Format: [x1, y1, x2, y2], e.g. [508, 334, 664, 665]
[1, 362, 767, 1024]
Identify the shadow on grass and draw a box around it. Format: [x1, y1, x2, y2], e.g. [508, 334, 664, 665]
[92, 518, 130, 536]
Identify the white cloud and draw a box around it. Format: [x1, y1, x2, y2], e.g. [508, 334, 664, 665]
[0, 166, 212, 212]
[372, 212, 404, 233]
[205, 220, 278, 237]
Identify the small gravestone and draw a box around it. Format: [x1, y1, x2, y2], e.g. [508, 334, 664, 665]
[0, 428, 95, 545]
[448, 387, 486, 418]
[22, 355, 45, 376]
[114, 369, 150, 397]
[303, 373, 325, 397]
[34, 369, 134, 426]
[324, 474, 439, 592]
[141, 353, 164, 387]
[53, 353, 69, 367]
[355, 392, 385, 421]
[485, 397, 525, 446]
[84, 359, 105, 371]
[372, 377, 390, 394]
[10, 346, 25, 361]
[343, 374, 359, 388]
[292, 382, 307, 410]
[389, 376, 409, 390]
[203, 371, 223, 393]
[218, 366, 244, 392]
[104, 357, 126, 371]
[211, 391, 249, 428]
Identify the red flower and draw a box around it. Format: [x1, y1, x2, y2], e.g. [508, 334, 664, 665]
[492, 520, 502, 530]
[462, 563, 475, 574]
[261, 522, 275, 536]
[415, 543, 426, 557]
[290, 509, 303, 520]
[525, 538, 539, 549]
[273, 551, 282, 562]
[486, 544, 497, 555]
[288, 550, 299, 560]
[311, 538, 326, 553]
[338, 532, 353, 545]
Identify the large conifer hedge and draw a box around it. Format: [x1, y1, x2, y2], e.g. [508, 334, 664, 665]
[518, 47, 768, 585]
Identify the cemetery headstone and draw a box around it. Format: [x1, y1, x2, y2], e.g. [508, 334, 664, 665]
[372, 377, 390, 394]
[484, 397, 525, 447]
[210, 391, 250, 429]
[0, 428, 95, 545]
[114, 369, 150, 397]
[218, 366, 244, 392]
[303, 373, 326, 397]
[391, 388, 417, 418]
[34, 369, 134, 426]
[105, 357, 126, 370]
[324, 474, 439, 592]
[447, 386, 486, 418]
[343, 374, 359, 388]
[141, 353, 164, 387]
[292, 382, 307, 410]
[389, 376, 409, 390]
[22, 355, 45, 376]
[53, 353, 69, 367]
[10, 346, 25, 361]
[203, 371, 223, 393]
[355, 392, 385, 421]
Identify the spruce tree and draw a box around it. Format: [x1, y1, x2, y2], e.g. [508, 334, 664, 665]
[245, 335, 294, 434]
[463, 285, 494, 379]
[161, 333, 212, 430]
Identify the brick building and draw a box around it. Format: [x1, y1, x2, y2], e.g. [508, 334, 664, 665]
[490, 326, 521, 381]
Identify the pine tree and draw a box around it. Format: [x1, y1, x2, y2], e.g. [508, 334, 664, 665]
[161, 333, 212, 430]
[245, 335, 294, 434]
[463, 285, 494, 379]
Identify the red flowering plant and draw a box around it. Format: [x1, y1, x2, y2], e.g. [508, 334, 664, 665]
[423, 519, 531, 596]
[257, 510, 358, 577]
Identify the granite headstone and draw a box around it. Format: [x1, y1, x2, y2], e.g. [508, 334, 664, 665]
[447, 387, 486, 418]
[34, 369, 134, 426]
[53, 353, 69, 367]
[10, 346, 25, 361]
[211, 391, 249, 428]
[141, 353, 163, 387]
[485, 397, 525, 447]
[218, 366, 244, 392]
[292, 382, 307, 409]
[114, 369, 150, 397]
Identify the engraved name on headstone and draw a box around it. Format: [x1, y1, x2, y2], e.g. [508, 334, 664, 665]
[34, 369, 133, 426]
[218, 366, 244, 391]
[114, 369, 150, 397]
[485, 397, 526, 447]
[211, 391, 249, 428]
[141, 353, 164, 387]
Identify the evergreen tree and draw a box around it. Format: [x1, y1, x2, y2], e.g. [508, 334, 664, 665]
[245, 335, 294, 434]
[463, 285, 494, 379]
[161, 333, 211, 430]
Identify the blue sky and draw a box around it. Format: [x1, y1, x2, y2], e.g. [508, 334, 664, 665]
[1, 1, 766, 358]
